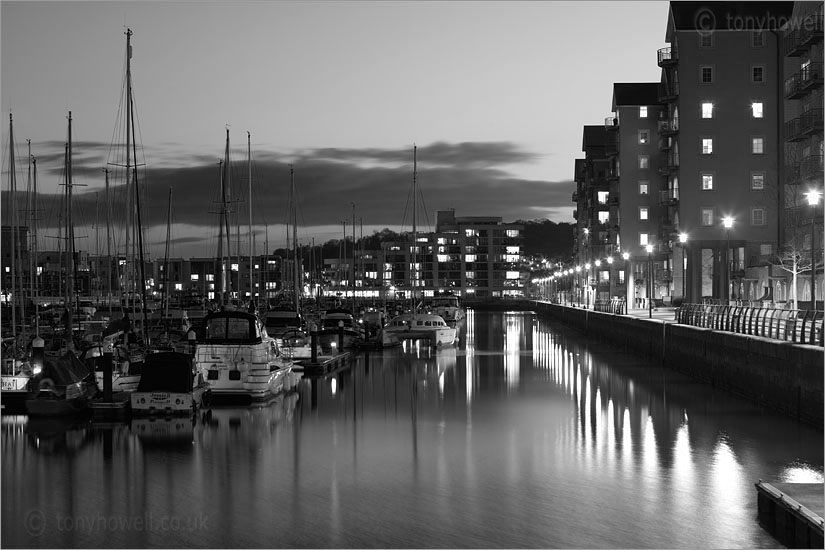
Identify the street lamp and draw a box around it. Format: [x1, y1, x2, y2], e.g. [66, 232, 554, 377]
[585, 263, 592, 308]
[645, 244, 654, 318]
[722, 217, 734, 303]
[679, 232, 688, 302]
[622, 251, 630, 313]
[806, 190, 822, 311]
[575, 265, 582, 306]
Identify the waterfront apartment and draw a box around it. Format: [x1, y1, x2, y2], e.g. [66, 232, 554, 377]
[781, 2, 824, 308]
[658, 2, 793, 303]
[605, 83, 670, 306]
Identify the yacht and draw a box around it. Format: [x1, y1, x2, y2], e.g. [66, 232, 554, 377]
[193, 310, 300, 403]
[430, 294, 466, 324]
[381, 312, 457, 348]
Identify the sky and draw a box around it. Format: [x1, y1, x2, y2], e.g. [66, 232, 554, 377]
[1, 0, 669, 260]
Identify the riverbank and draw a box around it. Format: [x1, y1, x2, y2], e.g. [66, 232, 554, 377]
[469, 299, 824, 428]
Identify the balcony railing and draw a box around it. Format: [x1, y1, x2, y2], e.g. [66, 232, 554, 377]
[658, 151, 679, 175]
[785, 108, 824, 142]
[657, 81, 679, 102]
[784, 63, 823, 99]
[657, 119, 679, 135]
[605, 116, 619, 130]
[658, 137, 671, 151]
[657, 47, 678, 67]
[605, 134, 618, 157]
[659, 188, 679, 206]
[785, 13, 824, 56]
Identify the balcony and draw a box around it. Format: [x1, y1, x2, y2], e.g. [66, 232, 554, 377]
[657, 81, 679, 102]
[785, 108, 824, 142]
[658, 151, 679, 175]
[657, 46, 678, 67]
[788, 155, 825, 185]
[605, 134, 619, 157]
[607, 168, 620, 182]
[785, 13, 823, 56]
[605, 116, 619, 131]
[659, 188, 679, 206]
[658, 137, 671, 152]
[784, 63, 823, 99]
[657, 119, 679, 136]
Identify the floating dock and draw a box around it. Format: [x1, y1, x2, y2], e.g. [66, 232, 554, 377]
[755, 480, 824, 548]
[297, 352, 352, 376]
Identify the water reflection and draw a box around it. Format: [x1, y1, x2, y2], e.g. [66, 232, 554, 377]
[2, 311, 822, 549]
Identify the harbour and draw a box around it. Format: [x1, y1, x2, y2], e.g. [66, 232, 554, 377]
[3, 310, 822, 548]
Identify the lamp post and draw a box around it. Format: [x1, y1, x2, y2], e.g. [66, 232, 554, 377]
[594, 259, 602, 309]
[622, 252, 630, 314]
[575, 265, 582, 306]
[806, 190, 822, 311]
[679, 232, 688, 302]
[645, 244, 654, 318]
[722, 217, 734, 303]
[585, 263, 592, 309]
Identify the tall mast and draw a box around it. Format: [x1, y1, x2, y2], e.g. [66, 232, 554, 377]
[32, 154, 39, 336]
[162, 187, 172, 320]
[247, 131, 253, 304]
[126, 29, 149, 340]
[94, 191, 100, 302]
[223, 129, 232, 304]
[290, 165, 299, 314]
[26, 140, 32, 338]
[8, 114, 17, 339]
[412, 145, 417, 312]
[351, 201, 355, 312]
[66, 111, 76, 350]
[104, 167, 112, 315]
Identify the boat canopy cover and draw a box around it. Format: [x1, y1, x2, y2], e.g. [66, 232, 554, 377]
[38, 352, 91, 387]
[137, 352, 193, 393]
[203, 311, 261, 344]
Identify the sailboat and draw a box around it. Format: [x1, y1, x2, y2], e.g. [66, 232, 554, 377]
[191, 130, 300, 403]
[26, 112, 99, 417]
[381, 146, 456, 348]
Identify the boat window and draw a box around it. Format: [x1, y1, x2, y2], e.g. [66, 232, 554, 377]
[425, 321, 432, 326]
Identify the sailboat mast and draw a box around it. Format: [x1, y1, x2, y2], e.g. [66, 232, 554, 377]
[247, 131, 253, 304]
[290, 165, 299, 314]
[222, 129, 232, 305]
[8, 115, 17, 339]
[162, 187, 172, 320]
[66, 111, 76, 350]
[412, 145, 417, 312]
[32, 154, 39, 336]
[351, 201, 355, 312]
[104, 167, 112, 315]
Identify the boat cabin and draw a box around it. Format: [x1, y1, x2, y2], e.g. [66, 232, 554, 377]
[203, 311, 262, 344]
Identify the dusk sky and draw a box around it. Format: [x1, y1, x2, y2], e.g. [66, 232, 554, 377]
[1, 1, 669, 259]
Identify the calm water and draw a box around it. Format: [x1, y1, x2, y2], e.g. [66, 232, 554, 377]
[2, 310, 822, 549]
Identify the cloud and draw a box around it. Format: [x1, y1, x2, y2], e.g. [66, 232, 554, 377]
[3, 141, 574, 257]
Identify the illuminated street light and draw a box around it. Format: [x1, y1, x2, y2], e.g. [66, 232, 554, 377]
[806, 190, 821, 311]
[679, 233, 688, 302]
[722, 217, 734, 302]
[645, 244, 654, 318]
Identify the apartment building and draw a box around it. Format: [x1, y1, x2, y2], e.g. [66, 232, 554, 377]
[606, 84, 670, 305]
[658, 2, 792, 302]
[781, 2, 824, 307]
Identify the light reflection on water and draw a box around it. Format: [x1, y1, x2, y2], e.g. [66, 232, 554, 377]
[2, 310, 822, 548]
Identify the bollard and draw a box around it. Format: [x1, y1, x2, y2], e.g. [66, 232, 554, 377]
[338, 320, 344, 351]
[102, 340, 114, 402]
[311, 328, 318, 364]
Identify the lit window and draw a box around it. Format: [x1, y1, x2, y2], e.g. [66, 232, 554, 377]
[464, 254, 476, 263]
[506, 229, 519, 238]
[639, 155, 649, 169]
[638, 130, 650, 144]
[639, 181, 649, 195]
[206, 274, 214, 282]
[231, 263, 239, 272]
[752, 66, 764, 83]
[190, 274, 199, 282]
[640, 233, 649, 246]
[702, 138, 713, 154]
[752, 102, 763, 118]
[437, 254, 450, 263]
[751, 173, 765, 190]
[465, 229, 476, 237]
[639, 207, 649, 221]
[506, 246, 519, 254]
[175, 283, 183, 291]
[639, 106, 648, 118]
[701, 66, 713, 83]
[702, 173, 714, 190]
[466, 271, 475, 279]
[597, 191, 609, 204]
[702, 102, 714, 118]
[751, 208, 766, 226]
[506, 271, 520, 280]
[752, 137, 764, 154]
[598, 211, 609, 223]
[701, 208, 715, 226]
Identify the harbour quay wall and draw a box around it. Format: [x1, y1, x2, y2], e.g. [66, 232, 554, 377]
[471, 300, 823, 427]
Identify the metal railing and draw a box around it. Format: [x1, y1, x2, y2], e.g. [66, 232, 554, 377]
[675, 303, 823, 346]
[594, 297, 627, 315]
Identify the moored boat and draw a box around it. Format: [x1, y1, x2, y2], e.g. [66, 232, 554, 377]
[430, 293, 466, 324]
[193, 310, 300, 403]
[316, 308, 365, 351]
[130, 351, 210, 416]
[380, 312, 457, 348]
[25, 351, 99, 417]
